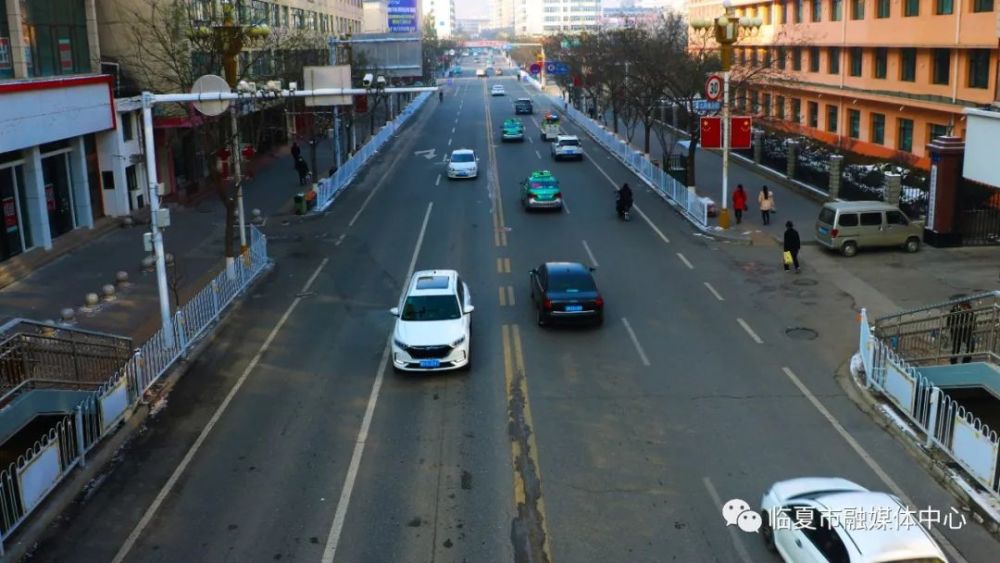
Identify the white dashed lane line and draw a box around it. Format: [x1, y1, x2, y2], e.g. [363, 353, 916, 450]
[435, 174, 441, 186]
[703, 282, 724, 301]
[736, 318, 763, 344]
[581, 240, 598, 267]
[676, 252, 694, 270]
[621, 317, 651, 367]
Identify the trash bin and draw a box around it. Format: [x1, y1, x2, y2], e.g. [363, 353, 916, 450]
[305, 189, 317, 210]
[294, 193, 306, 215]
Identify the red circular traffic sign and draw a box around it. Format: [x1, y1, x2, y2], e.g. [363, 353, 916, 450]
[529, 62, 542, 75]
[705, 75, 723, 102]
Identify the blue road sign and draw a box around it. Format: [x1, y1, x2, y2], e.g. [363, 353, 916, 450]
[693, 100, 721, 113]
[544, 61, 570, 75]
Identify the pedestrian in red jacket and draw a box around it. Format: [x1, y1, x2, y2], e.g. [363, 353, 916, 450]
[732, 184, 748, 224]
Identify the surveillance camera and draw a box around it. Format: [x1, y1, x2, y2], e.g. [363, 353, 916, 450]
[363, 73, 374, 87]
[376, 75, 387, 86]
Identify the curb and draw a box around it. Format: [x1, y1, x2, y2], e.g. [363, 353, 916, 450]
[2, 264, 276, 562]
[835, 357, 1000, 540]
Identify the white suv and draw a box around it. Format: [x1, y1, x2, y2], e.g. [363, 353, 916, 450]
[390, 270, 473, 372]
[447, 149, 479, 179]
[551, 135, 583, 161]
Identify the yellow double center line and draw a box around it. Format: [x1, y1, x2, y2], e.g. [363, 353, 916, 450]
[483, 80, 508, 248]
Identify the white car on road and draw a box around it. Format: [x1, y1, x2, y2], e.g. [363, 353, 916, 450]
[491, 84, 505, 96]
[551, 135, 583, 161]
[447, 149, 479, 179]
[760, 477, 947, 563]
[390, 270, 473, 372]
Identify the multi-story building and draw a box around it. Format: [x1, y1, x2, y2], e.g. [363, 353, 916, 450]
[423, 0, 457, 38]
[0, 0, 116, 265]
[542, 0, 602, 33]
[363, 0, 389, 33]
[688, 0, 1000, 169]
[457, 16, 492, 36]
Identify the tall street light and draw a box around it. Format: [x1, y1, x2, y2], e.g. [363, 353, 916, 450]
[690, 2, 761, 230]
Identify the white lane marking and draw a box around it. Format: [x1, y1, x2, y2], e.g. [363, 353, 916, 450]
[702, 477, 754, 563]
[561, 197, 570, 214]
[435, 174, 441, 186]
[448, 138, 453, 146]
[736, 317, 764, 344]
[334, 234, 346, 247]
[634, 206, 669, 244]
[676, 252, 694, 270]
[621, 317, 651, 367]
[535, 150, 541, 159]
[322, 202, 434, 563]
[703, 282, 724, 301]
[527, 136, 533, 143]
[581, 240, 598, 267]
[111, 257, 331, 563]
[779, 368, 968, 563]
[348, 145, 413, 228]
[451, 127, 455, 134]
[585, 150, 670, 246]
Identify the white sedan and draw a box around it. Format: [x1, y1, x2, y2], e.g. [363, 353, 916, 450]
[446, 149, 479, 179]
[760, 477, 947, 563]
[491, 85, 506, 96]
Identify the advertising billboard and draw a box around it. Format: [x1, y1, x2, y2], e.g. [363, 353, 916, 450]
[387, 0, 418, 33]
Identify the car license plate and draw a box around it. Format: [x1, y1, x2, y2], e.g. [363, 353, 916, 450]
[566, 305, 583, 312]
[818, 226, 829, 235]
[420, 359, 441, 368]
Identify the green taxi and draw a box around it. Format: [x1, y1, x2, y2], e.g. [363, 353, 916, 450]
[501, 118, 525, 142]
[520, 170, 562, 211]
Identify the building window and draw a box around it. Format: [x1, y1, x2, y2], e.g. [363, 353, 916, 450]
[969, 49, 991, 88]
[751, 91, 760, 112]
[904, 0, 920, 15]
[777, 96, 786, 119]
[793, 47, 803, 71]
[751, 48, 759, 67]
[851, 0, 865, 18]
[795, 0, 804, 22]
[827, 105, 838, 132]
[122, 114, 134, 141]
[932, 49, 950, 85]
[792, 98, 802, 122]
[874, 47, 887, 78]
[764, 48, 772, 67]
[972, 0, 993, 12]
[871, 113, 885, 144]
[21, 0, 93, 77]
[831, 0, 843, 19]
[848, 109, 861, 138]
[849, 47, 863, 76]
[740, 48, 747, 65]
[935, 0, 953, 13]
[762, 4, 772, 23]
[877, 0, 890, 16]
[778, 46, 787, 70]
[900, 48, 916, 81]
[811, 0, 822, 20]
[763, 93, 772, 115]
[898, 118, 914, 152]
[928, 123, 948, 142]
[782, 0, 789, 22]
[808, 101, 819, 128]
[829, 47, 840, 74]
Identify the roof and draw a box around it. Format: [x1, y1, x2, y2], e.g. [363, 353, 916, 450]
[409, 270, 457, 296]
[813, 492, 946, 561]
[822, 201, 902, 212]
[770, 477, 868, 503]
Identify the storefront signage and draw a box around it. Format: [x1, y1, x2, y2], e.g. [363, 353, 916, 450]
[2, 197, 17, 233]
[0, 38, 11, 71]
[387, 0, 418, 33]
[58, 38, 73, 72]
[45, 184, 55, 211]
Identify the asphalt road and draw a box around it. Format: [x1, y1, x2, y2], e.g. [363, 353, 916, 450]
[26, 61, 1000, 563]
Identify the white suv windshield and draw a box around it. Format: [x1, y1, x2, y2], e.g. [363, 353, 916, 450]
[452, 153, 475, 163]
[402, 295, 461, 321]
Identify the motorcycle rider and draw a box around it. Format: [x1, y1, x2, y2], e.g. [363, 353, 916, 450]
[616, 182, 634, 217]
[439, 90, 444, 102]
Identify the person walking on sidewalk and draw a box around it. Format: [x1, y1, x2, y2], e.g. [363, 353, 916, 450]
[295, 156, 310, 185]
[732, 184, 748, 224]
[758, 185, 775, 225]
[947, 300, 976, 364]
[783, 221, 801, 273]
[291, 141, 301, 163]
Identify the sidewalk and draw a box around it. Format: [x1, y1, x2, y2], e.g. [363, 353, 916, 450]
[0, 140, 336, 344]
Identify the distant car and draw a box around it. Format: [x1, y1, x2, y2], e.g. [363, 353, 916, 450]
[491, 84, 506, 96]
[551, 135, 583, 161]
[476, 68, 487, 77]
[520, 170, 562, 211]
[494, 67, 503, 76]
[390, 270, 473, 372]
[760, 477, 948, 563]
[514, 98, 533, 115]
[501, 118, 525, 142]
[447, 149, 479, 179]
[543, 110, 560, 122]
[530, 262, 603, 327]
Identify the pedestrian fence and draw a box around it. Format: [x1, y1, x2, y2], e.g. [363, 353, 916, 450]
[0, 226, 271, 553]
[520, 73, 709, 228]
[314, 91, 432, 212]
[858, 308, 1000, 501]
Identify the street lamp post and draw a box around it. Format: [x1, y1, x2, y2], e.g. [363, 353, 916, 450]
[690, 3, 762, 230]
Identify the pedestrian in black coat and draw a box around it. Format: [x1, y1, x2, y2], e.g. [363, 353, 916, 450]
[783, 221, 801, 273]
[291, 142, 301, 167]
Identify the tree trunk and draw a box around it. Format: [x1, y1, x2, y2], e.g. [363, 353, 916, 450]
[219, 185, 238, 279]
[643, 118, 652, 155]
[612, 104, 619, 134]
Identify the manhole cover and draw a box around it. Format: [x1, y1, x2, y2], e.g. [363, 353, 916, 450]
[786, 327, 819, 340]
[793, 279, 818, 286]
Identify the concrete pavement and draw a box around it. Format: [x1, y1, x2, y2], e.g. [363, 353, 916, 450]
[23, 69, 1000, 563]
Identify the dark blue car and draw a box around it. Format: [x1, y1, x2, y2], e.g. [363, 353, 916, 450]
[529, 262, 604, 327]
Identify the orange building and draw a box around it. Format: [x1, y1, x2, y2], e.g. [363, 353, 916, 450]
[688, 0, 1000, 169]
